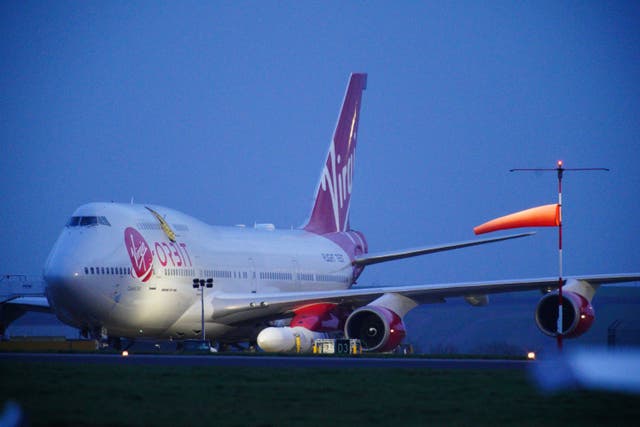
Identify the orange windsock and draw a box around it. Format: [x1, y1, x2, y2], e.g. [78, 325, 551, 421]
[474, 204, 560, 235]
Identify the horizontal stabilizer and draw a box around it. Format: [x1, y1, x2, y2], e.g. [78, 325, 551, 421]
[352, 232, 534, 267]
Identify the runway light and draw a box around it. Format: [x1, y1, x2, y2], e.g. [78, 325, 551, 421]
[121, 350, 129, 357]
[527, 351, 536, 360]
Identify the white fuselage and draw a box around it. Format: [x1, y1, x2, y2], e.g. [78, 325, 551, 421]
[43, 202, 354, 341]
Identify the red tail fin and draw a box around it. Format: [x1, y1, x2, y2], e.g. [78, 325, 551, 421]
[304, 73, 367, 234]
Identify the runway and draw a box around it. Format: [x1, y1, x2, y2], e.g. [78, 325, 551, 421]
[0, 352, 531, 369]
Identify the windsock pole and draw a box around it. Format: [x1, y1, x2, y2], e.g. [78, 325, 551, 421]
[556, 161, 564, 350]
[510, 161, 608, 351]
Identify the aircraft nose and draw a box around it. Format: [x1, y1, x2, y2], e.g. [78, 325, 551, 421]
[43, 235, 96, 324]
[43, 241, 84, 288]
[44, 257, 77, 285]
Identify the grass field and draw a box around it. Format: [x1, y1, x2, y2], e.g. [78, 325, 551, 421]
[1, 360, 639, 426]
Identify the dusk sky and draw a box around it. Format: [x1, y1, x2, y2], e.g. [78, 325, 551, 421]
[2, 2, 639, 288]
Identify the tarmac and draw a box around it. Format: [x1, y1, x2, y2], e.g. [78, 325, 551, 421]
[0, 352, 531, 369]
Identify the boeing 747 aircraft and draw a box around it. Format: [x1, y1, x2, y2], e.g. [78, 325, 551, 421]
[5, 74, 639, 352]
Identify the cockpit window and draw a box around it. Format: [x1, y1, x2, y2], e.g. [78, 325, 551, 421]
[66, 216, 111, 227]
[80, 216, 98, 226]
[66, 217, 81, 227]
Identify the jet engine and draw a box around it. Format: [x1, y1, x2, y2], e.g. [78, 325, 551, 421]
[344, 306, 406, 352]
[535, 291, 595, 338]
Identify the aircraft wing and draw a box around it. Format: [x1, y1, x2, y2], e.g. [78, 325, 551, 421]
[1, 296, 51, 335]
[2, 296, 51, 313]
[353, 232, 534, 267]
[211, 273, 640, 324]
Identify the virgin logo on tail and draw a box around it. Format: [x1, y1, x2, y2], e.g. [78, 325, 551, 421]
[304, 73, 366, 235]
[320, 122, 356, 232]
[124, 227, 153, 282]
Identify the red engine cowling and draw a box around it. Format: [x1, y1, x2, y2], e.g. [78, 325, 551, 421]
[535, 291, 595, 338]
[344, 306, 406, 352]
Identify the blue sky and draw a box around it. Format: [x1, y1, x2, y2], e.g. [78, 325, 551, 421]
[2, 1, 639, 287]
